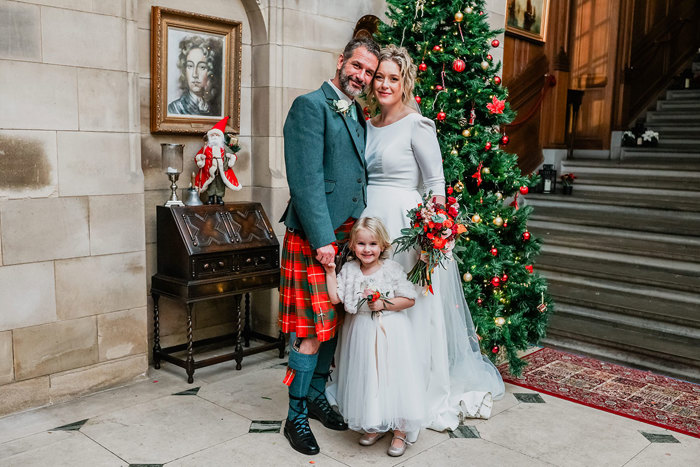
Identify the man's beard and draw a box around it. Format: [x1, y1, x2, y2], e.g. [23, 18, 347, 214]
[339, 67, 363, 97]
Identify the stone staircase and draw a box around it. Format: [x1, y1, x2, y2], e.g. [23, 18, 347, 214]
[527, 86, 700, 383]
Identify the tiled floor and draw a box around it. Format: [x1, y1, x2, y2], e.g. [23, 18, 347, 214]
[0, 347, 698, 466]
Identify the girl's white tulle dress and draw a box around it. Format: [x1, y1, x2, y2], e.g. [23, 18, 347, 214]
[328, 113, 505, 440]
[333, 259, 424, 435]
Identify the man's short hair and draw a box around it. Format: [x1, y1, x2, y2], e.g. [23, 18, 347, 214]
[342, 37, 380, 61]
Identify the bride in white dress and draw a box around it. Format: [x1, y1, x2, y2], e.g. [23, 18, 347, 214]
[342, 44, 505, 441]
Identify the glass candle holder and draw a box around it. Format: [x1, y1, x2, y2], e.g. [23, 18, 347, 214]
[162, 143, 185, 206]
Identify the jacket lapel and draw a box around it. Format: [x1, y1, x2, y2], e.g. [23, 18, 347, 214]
[322, 82, 365, 164]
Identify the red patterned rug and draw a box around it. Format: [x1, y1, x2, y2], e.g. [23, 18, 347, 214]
[497, 347, 700, 438]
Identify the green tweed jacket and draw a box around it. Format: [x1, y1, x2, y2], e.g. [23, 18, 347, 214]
[280, 82, 368, 249]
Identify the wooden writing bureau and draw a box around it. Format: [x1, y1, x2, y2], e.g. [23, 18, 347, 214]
[151, 203, 285, 383]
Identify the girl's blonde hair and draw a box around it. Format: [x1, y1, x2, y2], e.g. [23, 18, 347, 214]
[349, 217, 392, 259]
[366, 44, 417, 115]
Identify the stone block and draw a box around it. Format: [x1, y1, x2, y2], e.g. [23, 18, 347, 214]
[283, 9, 352, 53]
[251, 136, 287, 188]
[92, 0, 125, 17]
[0, 130, 58, 199]
[223, 186, 253, 205]
[0, 197, 89, 264]
[42, 7, 126, 70]
[282, 0, 319, 14]
[316, 0, 386, 21]
[139, 76, 150, 130]
[241, 44, 252, 88]
[88, 194, 145, 255]
[55, 252, 146, 320]
[13, 316, 98, 380]
[251, 44, 272, 88]
[138, 28, 150, 78]
[57, 131, 143, 196]
[240, 86, 252, 137]
[98, 307, 147, 361]
[27, 1, 91, 9]
[0, 61, 78, 130]
[0, 377, 50, 417]
[49, 354, 147, 402]
[77, 69, 129, 132]
[0, 331, 13, 384]
[252, 186, 290, 237]
[282, 46, 337, 90]
[0, 262, 56, 332]
[0, 2, 41, 61]
[144, 189, 169, 245]
[232, 135, 252, 187]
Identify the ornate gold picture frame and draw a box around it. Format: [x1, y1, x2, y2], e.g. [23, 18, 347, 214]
[150, 7, 242, 134]
[505, 0, 550, 43]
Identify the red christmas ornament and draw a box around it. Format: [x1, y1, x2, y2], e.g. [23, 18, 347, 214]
[436, 85, 443, 91]
[419, 62, 427, 72]
[491, 39, 500, 48]
[477, 298, 484, 306]
[490, 247, 498, 256]
[415, 96, 422, 104]
[487, 54, 493, 61]
[501, 135, 509, 145]
[447, 186, 454, 195]
[493, 76, 502, 85]
[452, 59, 466, 72]
[503, 221, 508, 227]
[519, 186, 529, 195]
[522, 231, 531, 241]
[485, 141, 492, 150]
[433, 44, 441, 51]
[501, 274, 508, 282]
[436, 111, 447, 121]
[525, 265, 534, 274]
[491, 277, 501, 287]
[492, 345, 500, 354]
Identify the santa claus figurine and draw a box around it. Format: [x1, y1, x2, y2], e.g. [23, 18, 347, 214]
[194, 116, 241, 204]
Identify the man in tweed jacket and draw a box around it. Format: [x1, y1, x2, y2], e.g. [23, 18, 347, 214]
[278, 37, 379, 455]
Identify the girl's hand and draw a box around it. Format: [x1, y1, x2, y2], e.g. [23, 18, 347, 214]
[368, 299, 385, 312]
[323, 262, 336, 274]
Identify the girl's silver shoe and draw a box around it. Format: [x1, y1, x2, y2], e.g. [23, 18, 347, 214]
[387, 435, 409, 457]
[359, 431, 387, 446]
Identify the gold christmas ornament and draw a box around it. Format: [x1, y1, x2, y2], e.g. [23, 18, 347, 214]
[464, 236, 471, 242]
[472, 214, 482, 223]
[454, 11, 464, 22]
[465, 6, 473, 14]
[462, 129, 471, 137]
[463, 272, 473, 282]
[481, 60, 489, 70]
[495, 192, 503, 200]
[450, 148, 458, 156]
[500, 298, 507, 303]
[482, 167, 490, 174]
[495, 317, 506, 326]
[454, 181, 465, 192]
[493, 216, 504, 226]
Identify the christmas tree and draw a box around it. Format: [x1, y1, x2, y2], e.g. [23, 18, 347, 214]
[378, 0, 552, 375]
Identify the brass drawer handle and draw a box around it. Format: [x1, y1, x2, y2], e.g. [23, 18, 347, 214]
[203, 263, 210, 270]
[218, 261, 225, 268]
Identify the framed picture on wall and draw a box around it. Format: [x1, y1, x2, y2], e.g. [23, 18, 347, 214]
[505, 0, 550, 43]
[151, 7, 242, 134]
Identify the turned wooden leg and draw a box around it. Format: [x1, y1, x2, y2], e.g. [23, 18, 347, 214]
[244, 292, 251, 347]
[186, 303, 195, 383]
[152, 293, 161, 369]
[235, 294, 243, 370]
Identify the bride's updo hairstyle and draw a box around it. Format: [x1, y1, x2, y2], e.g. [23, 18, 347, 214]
[349, 217, 392, 259]
[366, 44, 418, 115]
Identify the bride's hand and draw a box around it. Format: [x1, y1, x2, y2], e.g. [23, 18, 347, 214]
[433, 195, 446, 205]
[368, 299, 385, 312]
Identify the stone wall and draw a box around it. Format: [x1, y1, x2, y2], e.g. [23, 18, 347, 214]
[0, 0, 147, 416]
[0, 0, 507, 416]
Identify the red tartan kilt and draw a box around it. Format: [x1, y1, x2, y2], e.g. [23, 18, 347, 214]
[278, 219, 354, 341]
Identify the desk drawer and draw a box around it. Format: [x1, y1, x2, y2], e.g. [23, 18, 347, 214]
[194, 255, 233, 278]
[234, 248, 278, 272]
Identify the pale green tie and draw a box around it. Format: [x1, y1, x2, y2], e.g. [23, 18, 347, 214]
[348, 103, 358, 122]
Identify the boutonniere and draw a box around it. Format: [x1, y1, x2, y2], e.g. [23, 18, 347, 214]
[329, 99, 352, 116]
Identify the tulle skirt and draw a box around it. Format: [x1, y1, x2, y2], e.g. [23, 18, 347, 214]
[334, 309, 424, 435]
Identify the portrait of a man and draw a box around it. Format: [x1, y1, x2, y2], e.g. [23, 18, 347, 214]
[167, 30, 225, 117]
[506, 0, 549, 42]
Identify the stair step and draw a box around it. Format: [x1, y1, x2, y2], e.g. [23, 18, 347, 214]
[541, 334, 700, 383]
[529, 220, 700, 262]
[666, 89, 700, 100]
[546, 304, 700, 361]
[620, 146, 700, 160]
[561, 158, 700, 171]
[569, 171, 700, 192]
[528, 197, 700, 235]
[537, 244, 700, 293]
[541, 270, 700, 327]
[567, 184, 700, 211]
[657, 138, 700, 149]
[657, 100, 700, 111]
[649, 124, 700, 137]
[646, 111, 700, 123]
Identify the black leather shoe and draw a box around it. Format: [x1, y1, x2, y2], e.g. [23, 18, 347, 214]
[216, 195, 224, 205]
[283, 417, 319, 455]
[205, 195, 215, 205]
[307, 395, 348, 431]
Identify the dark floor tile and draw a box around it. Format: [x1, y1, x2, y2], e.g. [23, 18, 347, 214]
[249, 420, 283, 433]
[449, 425, 480, 439]
[514, 393, 546, 403]
[640, 431, 680, 443]
[172, 387, 200, 396]
[50, 419, 89, 431]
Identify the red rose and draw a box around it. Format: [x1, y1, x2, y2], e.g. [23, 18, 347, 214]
[448, 207, 458, 217]
[448, 196, 457, 204]
[433, 237, 447, 249]
[525, 265, 534, 273]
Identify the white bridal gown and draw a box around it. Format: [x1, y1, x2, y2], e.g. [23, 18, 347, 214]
[358, 112, 505, 436]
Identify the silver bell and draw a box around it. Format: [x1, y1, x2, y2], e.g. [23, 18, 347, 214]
[182, 187, 204, 206]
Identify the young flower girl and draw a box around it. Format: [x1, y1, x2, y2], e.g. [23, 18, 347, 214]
[324, 217, 424, 457]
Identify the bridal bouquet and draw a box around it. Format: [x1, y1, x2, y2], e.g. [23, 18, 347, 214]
[393, 192, 468, 294]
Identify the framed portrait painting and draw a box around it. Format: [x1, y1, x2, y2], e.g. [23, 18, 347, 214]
[151, 7, 242, 134]
[505, 0, 550, 43]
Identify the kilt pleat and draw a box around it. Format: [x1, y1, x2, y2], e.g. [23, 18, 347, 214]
[278, 219, 354, 341]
